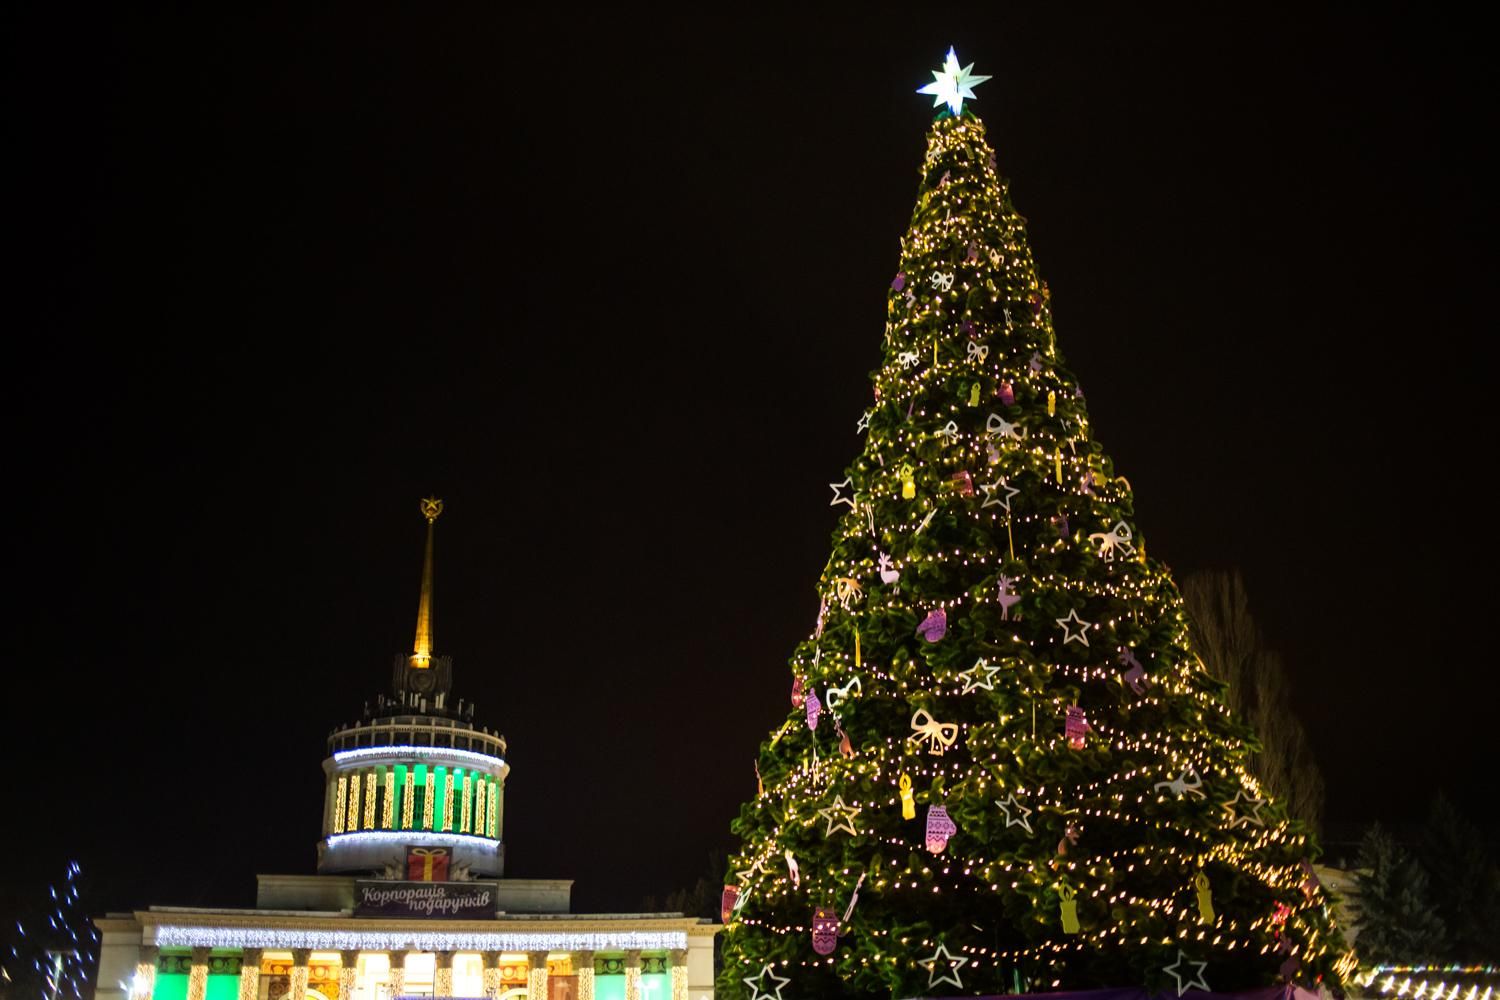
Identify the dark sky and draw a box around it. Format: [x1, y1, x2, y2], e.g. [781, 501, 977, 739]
[3, 7, 1492, 936]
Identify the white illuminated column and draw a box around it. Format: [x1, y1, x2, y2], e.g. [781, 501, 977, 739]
[526, 952, 548, 1000]
[571, 952, 593, 1000]
[480, 953, 501, 1000]
[288, 951, 310, 1000]
[187, 948, 210, 1000]
[386, 952, 407, 998]
[132, 947, 158, 1000]
[237, 950, 262, 1000]
[623, 951, 641, 1000]
[338, 952, 358, 1000]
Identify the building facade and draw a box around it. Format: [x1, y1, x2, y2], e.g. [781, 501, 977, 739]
[94, 500, 718, 1000]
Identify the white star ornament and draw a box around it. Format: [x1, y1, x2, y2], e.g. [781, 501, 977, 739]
[917, 47, 993, 116]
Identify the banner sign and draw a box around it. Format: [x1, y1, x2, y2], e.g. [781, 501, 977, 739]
[354, 880, 498, 919]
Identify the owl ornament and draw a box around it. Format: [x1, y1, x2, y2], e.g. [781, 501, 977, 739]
[805, 688, 822, 731]
[811, 907, 841, 956]
[916, 607, 948, 642]
[925, 805, 957, 853]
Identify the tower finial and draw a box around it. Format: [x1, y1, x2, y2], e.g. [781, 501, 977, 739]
[411, 497, 442, 668]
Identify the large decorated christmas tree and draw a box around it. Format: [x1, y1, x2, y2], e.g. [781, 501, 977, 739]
[720, 50, 1353, 1000]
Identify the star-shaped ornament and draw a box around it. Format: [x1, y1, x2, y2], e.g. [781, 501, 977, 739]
[734, 855, 768, 886]
[979, 478, 1019, 511]
[1163, 950, 1210, 996]
[996, 574, 1022, 619]
[743, 963, 791, 1000]
[1221, 789, 1267, 829]
[856, 410, 872, 433]
[917, 47, 992, 116]
[1055, 608, 1092, 647]
[818, 795, 861, 837]
[829, 477, 855, 508]
[996, 793, 1033, 833]
[919, 942, 969, 990]
[956, 658, 1001, 694]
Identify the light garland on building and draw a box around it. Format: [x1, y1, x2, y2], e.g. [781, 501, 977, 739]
[149, 926, 689, 953]
[423, 767, 435, 830]
[346, 772, 361, 833]
[333, 746, 505, 770]
[363, 772, 376, 831]
[461, 774, 473, 834]
[333, 776, 347, 835]
[443, 771, 455, 832]
[475, 775, 487, 835]
[323, 830, 502, 851]
[187, 955, 207, 1000]
[488, 783, 499, 839]
[383, 770, 395, 830]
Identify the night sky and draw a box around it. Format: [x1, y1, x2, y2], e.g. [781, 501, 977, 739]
[3, 8, 1493, 938]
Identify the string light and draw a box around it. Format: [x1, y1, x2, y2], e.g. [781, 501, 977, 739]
[149, 926, 690, 953]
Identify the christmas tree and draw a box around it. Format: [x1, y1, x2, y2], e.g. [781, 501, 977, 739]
[720, 50, 1352, 1000]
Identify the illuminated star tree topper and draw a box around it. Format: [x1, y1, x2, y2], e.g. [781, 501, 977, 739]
[917, 46, 992, 115]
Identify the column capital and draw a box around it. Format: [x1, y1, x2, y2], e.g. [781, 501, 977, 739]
[526, 950, 549, 965]
[433, 950, 456, 967]
[190, 947, 212, 964]
[138, 946, 161, 964]
[623, 949, 641, 967]
[290, 949, 311, 966]
[338, 950, 359, 967]
[668, 948, 687, 964]
[241, 949, 264, 968]
[480, 951, 502, 969]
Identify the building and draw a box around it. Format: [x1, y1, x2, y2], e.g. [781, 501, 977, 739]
[93, 500, 719, 1000]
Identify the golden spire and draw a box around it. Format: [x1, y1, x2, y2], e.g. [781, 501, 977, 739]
[411, 497, 443, 669]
